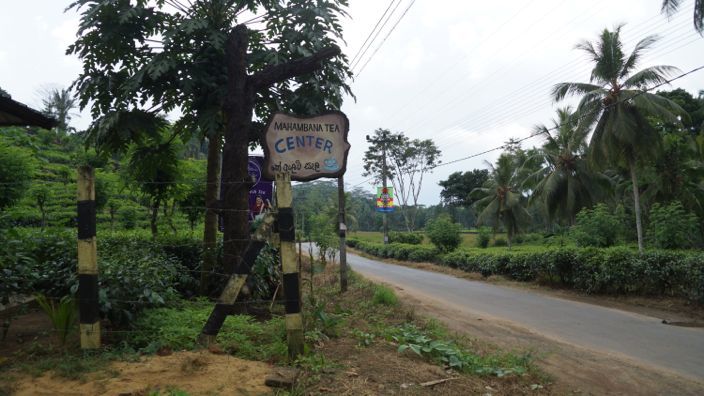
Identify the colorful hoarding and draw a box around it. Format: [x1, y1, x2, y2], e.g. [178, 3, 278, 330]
[376, 186, 394, 212]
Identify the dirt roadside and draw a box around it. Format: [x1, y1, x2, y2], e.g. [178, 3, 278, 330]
[358, 269, 704, 396]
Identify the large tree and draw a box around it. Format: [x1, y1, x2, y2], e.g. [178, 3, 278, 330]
[69, 0, 352, 286]
[471, 153, 530, 248]
[524, 107, 604, 225]
[438, 169, 489, 207]
[363, 129, 441, 231]
[552, 25, 686, 252]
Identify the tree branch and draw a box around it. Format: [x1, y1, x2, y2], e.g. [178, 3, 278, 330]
[250, 46, 341, 90]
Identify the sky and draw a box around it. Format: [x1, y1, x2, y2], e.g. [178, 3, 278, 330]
[1, 0, 703, 205]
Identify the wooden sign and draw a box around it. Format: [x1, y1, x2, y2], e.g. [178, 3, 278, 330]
[262, 111, 350, 181]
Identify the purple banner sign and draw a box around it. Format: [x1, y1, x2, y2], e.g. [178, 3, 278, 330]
[247, 156, 273, 222]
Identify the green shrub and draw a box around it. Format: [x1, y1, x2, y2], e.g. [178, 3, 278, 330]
[647, 201, 699, 249]
[389, 231, 423, 245]
[120, 207, 138, 230]
[0, 228, 77, 304]
[372, 285, 398, 306]
[571, 204, 623, 247]
[476, 227, 491, 248]
[35, 294, 77, 345]
[425, 215, 461, 253]
[493, 238, 507, 247]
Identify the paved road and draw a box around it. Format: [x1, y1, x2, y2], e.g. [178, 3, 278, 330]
[340, 249, 704, 381]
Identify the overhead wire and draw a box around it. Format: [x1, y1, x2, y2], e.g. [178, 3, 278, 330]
[355, 0, 419, 78]
[350, 0, 405, 72]
[343, 11, 699, 185]
[348, 0, 398, 67]
[347, 64, 704, 188]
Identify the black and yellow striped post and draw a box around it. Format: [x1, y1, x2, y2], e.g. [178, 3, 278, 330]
[198, 213, 276, 344]
[276, 173, 304, 359]
[77, 166, 100, 349]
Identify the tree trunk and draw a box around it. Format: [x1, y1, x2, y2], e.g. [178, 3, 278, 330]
[201, 133, 222, 295]
[221, 25, 253, 276]
[150, 199, 160, 240]
[629, 159, 644, 253]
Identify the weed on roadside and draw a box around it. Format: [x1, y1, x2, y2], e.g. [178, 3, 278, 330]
[372, 284, 398, 306]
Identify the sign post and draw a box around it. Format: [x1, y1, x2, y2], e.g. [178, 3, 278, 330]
[263, 111, 351, 181]
[263, 111, 350, 357]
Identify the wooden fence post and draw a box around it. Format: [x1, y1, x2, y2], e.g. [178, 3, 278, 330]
[276, 173, 304, 359]
[77, 166, 100, 349]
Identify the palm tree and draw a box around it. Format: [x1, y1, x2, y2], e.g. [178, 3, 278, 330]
[41, 87, 77, 134]
[524, 107, 605, 225]
[471, 153, 531, 248]
[553, 25, 686, 252]
[661, 0, 704, 34]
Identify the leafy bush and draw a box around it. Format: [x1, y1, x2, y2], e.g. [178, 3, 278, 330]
[425, 215, 461, 253]
[119, 207, 137, 230]
[476, 227, 491, 248]
[390, 323, 530, 376]
[389, 231, 423, 245]
[372, 285, 398, 306]
[571, 204, 623, 247]
[351, 236, 704, 303]
[0, 228, 77, 304]
[647, 201, 699, 249]
[347, 238, 437, 263]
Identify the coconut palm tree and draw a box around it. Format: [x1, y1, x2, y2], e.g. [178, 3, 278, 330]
[41, 87, 77, 134]
[661, 0, 704, 34]
[553, 25, 686, 252]
[471, 153, 531, 248]
[524, 107, 605, 225]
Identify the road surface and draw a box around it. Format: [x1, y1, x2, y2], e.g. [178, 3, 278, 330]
[337, 248, 704, 381]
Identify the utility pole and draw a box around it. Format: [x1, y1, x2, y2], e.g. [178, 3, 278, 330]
[381, 139, 389, 244]
[367, 130, 393, 244]
[338, 176, 348, 292]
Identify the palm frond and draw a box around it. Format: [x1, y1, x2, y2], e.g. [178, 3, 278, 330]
[661, 0, 682, 16]
[620, 35, 659, 78]
[552, 82, 603, 102]
[628, 90, 688, 124]
[623, 65, 680, 88]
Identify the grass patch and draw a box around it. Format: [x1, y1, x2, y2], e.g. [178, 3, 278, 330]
[126, 299, 288, 363]
[372, 284, 398, 306]
[298, 259, 542, 394]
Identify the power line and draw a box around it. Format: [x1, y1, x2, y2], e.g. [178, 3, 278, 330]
[393, 8, 678, 138]
[350, 64, 704, 187]
[355, 0, 419, 77]
[350, 0, 405, 72]
[348, 0, 398, 67]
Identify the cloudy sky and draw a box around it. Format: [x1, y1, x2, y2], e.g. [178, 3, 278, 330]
[2, 1, 703, 204]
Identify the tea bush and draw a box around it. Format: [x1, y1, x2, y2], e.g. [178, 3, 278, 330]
[476, 227, 491, 248]
[388, 231, 424, 245]
[348, 237, 704, 302]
